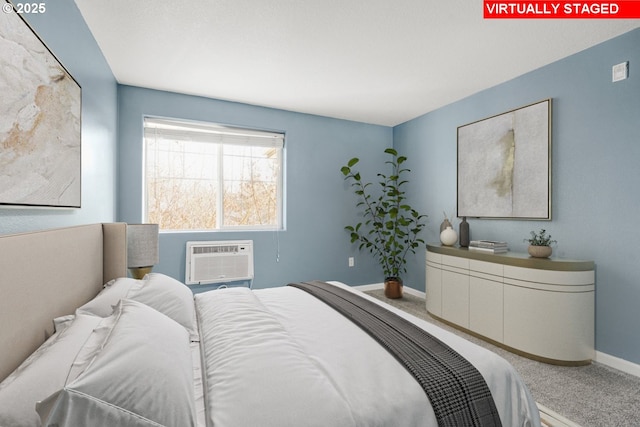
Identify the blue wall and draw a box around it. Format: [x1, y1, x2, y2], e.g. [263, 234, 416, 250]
[394, 28, 640, 364]
[0, 0, 118, 234]
[117, 85, 393, 288]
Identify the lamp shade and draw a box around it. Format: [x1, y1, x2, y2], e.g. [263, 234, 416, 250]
[127, 224, 159, 268]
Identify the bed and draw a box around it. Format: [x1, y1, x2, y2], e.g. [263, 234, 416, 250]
[0, 224, 541, 427]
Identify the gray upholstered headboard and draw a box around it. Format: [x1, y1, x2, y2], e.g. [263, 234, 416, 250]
[0, 223, 127, 382]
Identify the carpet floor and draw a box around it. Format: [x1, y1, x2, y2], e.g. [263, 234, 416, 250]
[365, 289, 640, 427]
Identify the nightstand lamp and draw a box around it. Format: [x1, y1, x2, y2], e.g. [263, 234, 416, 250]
[127, 224, 159, 279]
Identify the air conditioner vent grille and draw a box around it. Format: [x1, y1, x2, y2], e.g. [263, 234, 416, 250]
[185, 240, 253, 285]
[193, 245, 240, 254]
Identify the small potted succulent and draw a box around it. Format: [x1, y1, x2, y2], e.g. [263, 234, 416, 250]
[524, 229, 557, 258]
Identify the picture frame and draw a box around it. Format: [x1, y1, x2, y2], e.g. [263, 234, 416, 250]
[457, 99, 551, 220]
[0, 1, 82, 208]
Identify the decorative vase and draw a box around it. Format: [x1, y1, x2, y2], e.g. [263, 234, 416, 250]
[440, 218, 452, 233]
[440, 226, 458, 246]
[528, 245, 552, 258]
[384, 277, 403, 299]
[459, 217, 470, 248]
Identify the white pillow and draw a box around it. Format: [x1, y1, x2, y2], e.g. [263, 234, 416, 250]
[37, 299, 196, 427]
[128, 273, 199, 341]
[52, 313, 76, 333]
[77, 273, 198, 341]
[76, 277, 142, 317]
[0, 314, 103, 427]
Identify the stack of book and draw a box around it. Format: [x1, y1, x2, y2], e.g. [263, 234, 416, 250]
[468, 240, 509, 253]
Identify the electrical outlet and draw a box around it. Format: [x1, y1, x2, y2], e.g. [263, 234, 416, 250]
[348, 257, 355, 267]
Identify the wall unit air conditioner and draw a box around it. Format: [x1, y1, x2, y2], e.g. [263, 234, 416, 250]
[185, 240, 254, 285]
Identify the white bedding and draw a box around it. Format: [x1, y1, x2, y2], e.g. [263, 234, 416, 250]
[195, 281, 541, 427]
[0, 276, 540, 427]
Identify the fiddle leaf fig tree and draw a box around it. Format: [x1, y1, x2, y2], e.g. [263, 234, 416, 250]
[340, 148, 427, 279]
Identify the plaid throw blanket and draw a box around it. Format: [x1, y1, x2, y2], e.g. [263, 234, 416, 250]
[288, 281, 502, 427]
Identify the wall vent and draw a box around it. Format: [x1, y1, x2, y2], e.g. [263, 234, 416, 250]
[185, 240, 253, 285]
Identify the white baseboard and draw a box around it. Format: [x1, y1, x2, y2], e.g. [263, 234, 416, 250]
[353, 283, 384, 292]
[402, 287, 426, 298]
[595, 351, 640, 379]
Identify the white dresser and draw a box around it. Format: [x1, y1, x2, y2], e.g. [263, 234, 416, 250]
[426, 244, 595, 365]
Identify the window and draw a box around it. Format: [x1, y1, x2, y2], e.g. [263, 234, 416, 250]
[143, 117, 284, 231]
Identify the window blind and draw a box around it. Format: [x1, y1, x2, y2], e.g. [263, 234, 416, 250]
[144, 117, 284, 148]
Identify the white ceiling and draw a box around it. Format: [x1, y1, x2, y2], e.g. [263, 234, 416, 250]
[74, 0, 639, 126]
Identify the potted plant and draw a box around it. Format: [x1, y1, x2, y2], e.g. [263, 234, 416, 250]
[524, 228, 557, 258]
[341, 148, 427, 299]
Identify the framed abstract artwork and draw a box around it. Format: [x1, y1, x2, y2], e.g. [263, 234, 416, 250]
[457, 99, 551, 220]
[0, 1, 82, 208]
